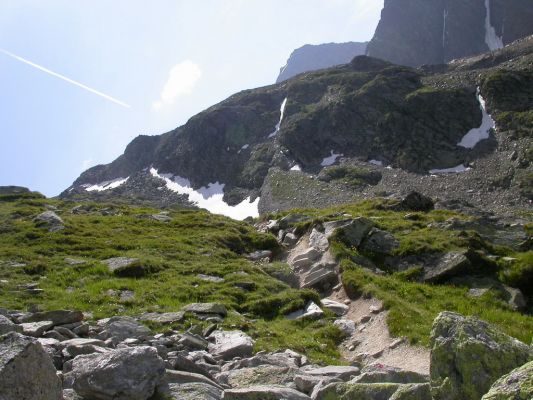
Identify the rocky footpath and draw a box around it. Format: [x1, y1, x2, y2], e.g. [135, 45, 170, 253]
[0, 304, 531, 400]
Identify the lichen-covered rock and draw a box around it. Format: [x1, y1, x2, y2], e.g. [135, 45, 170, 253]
[389, 383, 431, 400]
[69, 346, 165, 400]
[161, 382, 223, 400]
[216, 365, 298, 388]
[481, 361, 533, 400]
[0, 332, 62, 400]
[430, 312, 532, 400]
[313, 382, 401, 400]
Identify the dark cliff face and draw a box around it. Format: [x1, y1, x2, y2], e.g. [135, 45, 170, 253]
[276, 42, 368, 83]
[367, 0, 533, 67]
[62, 36, 533, 211]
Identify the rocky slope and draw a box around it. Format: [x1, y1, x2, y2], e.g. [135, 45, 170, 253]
[276, 42, 368, 83]
[367, 0, 533, 67]
[62, 36, 533, 218]
[1, 188, 532, 399]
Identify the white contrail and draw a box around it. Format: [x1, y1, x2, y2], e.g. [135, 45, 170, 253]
[0, 48, 130, 108]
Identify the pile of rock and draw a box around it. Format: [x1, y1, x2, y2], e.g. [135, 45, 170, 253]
[1, 305, 531, 400]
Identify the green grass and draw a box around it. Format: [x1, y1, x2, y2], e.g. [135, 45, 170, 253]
[1, 192, 531, 361]
[0, 193, 343, 364]
[265, 199, 533, 347]
[341, 263, 533, 346]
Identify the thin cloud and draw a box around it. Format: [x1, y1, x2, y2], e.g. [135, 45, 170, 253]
[0, 48, 130, 108]
[153, 60, 202, 110]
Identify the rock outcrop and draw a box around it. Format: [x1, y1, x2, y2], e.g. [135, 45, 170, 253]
[276, 42, 367, 83]
[367, 0, 533, 67]
[429, 311, 532, 400]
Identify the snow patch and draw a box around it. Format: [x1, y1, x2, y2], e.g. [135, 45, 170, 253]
[484, 0, 503, 51]
[369, 159, 383, 166]
[150, 168, 259, 220]
[320, 150, 343, 167]
[458, 88, 495, 148]
[429, 164, 471, 174]
[290, 164, 301, 171]
[84, 177, 129, 192]
[268, 97, 288, 138]
[237, 144, 249, 154]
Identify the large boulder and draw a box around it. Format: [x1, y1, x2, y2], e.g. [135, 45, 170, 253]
[481, 361, 533, 400]
[423, 252, 471, 283]
[0, 332, 62, 400]
[208, 330, 254, 360]
[68, 346, 165, 400]
[359, 228, 400, 255]
[328, 218, 374, 246]
[397, 192, 434, 212]
[183, 303, 228, 317]
[430, 312, 532, 400]
[33, 211, 64, 232]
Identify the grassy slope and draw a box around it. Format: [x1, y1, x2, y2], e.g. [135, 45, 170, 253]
[0, 192, 342, 364]
[265, 200, 533, 346]
[1, 192, 531, 362]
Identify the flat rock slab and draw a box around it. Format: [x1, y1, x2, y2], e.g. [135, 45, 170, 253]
[183, 303, 228, 317]
[208, 330, 254, 360]
[139, 311, 185, 324]
[286, 301, 324, 321]
[223, 385, 311, 399]
[321, 299, 349, 316]
[19, 310, 84, 326]
[0, 332, 62, 400]
[102, 257, 139, 273]
[20, 320, 54, 337]
[305, 366, 360, 381]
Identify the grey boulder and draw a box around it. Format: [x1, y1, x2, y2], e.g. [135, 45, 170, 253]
[98, 316, 152, 342]
[34, 211, 64, 232]
[0, 314, 22, 335]
[208, 330, 254, 360]
[69, 346, 165, 400]
[0, 332, 62, 400]
[430, 312, 532, 400]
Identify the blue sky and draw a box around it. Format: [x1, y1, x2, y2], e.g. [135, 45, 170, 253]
[0, 0, 383, 196]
